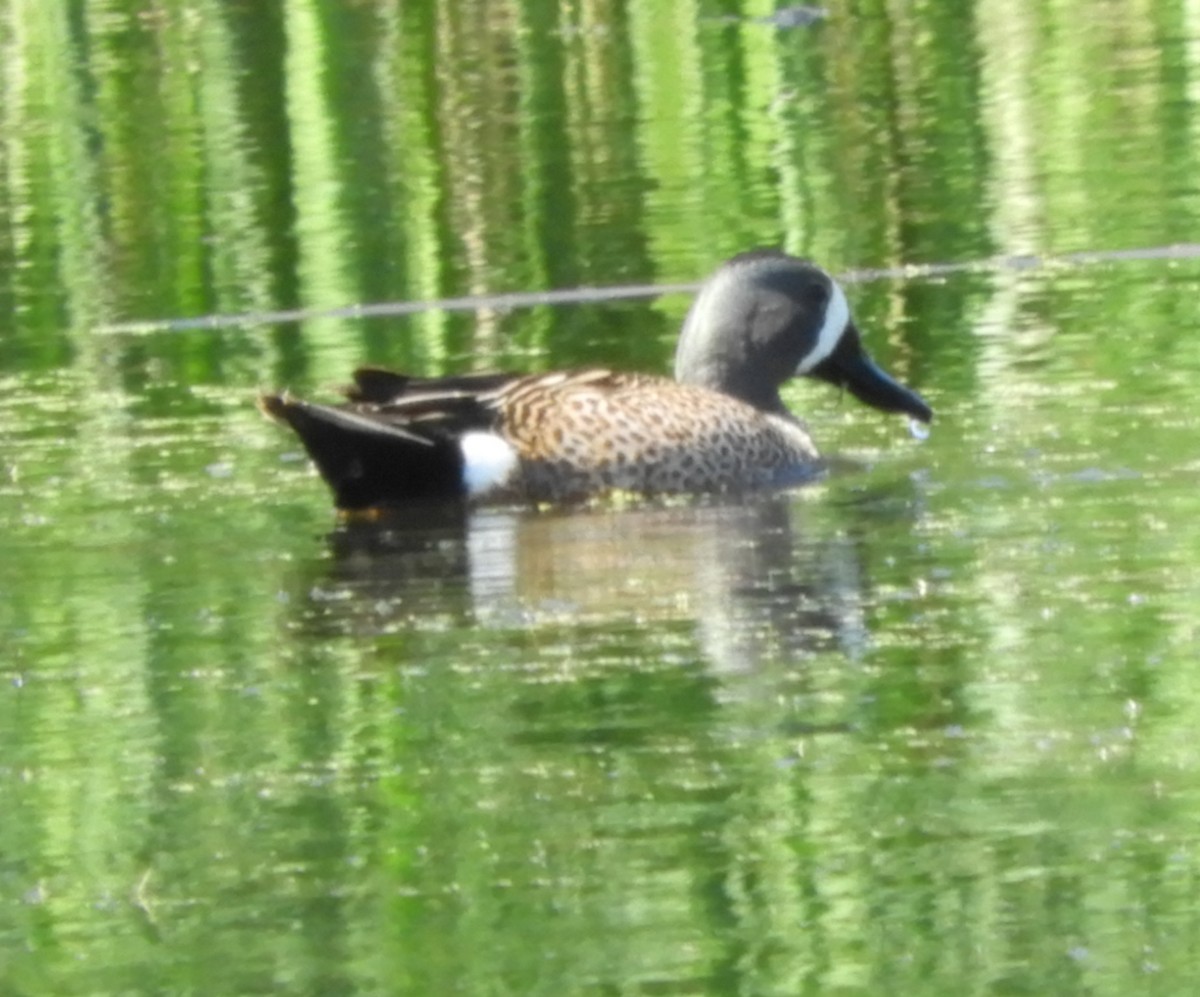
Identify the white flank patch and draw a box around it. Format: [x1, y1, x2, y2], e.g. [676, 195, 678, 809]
[460, 431, 519, 497]
[795, 278, 850, 374]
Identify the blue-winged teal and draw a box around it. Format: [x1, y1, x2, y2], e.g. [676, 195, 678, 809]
[259, 250, 932, 509]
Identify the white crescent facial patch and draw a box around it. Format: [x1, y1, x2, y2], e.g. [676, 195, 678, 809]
[795, 279, 849, 375]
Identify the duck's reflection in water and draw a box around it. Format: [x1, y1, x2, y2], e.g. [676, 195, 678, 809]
[467, 496, 867, 668]
[320, 482, 920, 683]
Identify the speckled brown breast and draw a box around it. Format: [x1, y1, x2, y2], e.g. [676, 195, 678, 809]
[488, 370, 822, 502]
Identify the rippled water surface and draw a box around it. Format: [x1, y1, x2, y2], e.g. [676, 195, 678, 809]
[4, 2, 1200, 995]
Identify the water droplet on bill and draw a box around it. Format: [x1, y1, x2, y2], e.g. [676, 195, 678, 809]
[908, 418, 930, 441]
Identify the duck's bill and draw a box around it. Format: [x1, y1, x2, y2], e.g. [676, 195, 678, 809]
[810, 324, 933, 423]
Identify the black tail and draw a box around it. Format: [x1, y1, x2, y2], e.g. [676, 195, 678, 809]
[259, 394, 467, 509]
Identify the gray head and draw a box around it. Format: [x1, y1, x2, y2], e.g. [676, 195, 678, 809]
[674, 250, 932, 422]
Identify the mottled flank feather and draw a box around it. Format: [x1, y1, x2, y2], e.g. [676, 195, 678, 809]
[489, 370, 819, 501]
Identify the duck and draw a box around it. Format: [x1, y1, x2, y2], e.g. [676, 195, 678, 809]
[259, 250, 932, 510]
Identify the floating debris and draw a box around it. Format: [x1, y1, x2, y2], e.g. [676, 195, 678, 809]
[704, 5, 828, 30]
[753, 6, 828, 29]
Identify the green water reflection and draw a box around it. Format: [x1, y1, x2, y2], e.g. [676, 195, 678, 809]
[5, 0, 1200, 994]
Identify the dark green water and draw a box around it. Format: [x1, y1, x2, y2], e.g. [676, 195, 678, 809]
[4, 2, 1200, 994]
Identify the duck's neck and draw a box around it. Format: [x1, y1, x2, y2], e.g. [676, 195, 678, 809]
[675, 357, 790, 416]
[673, 268, 793, 416]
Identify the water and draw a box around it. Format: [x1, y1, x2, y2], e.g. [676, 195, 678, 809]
[4, 1, 1200, 994]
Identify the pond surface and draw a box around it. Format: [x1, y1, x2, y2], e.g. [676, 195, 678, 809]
[4, 2, 1200, 995]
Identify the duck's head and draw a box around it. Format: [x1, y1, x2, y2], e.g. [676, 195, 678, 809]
[674, 250, 932, 423]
